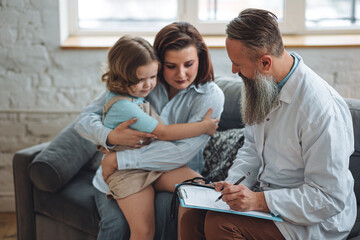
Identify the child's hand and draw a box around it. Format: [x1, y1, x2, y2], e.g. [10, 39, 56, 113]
[201, 108, 220, 136]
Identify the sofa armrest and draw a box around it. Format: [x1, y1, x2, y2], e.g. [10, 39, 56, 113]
[13, 142, 50, 240]
[28, 121, 98, 193]
[348, 236, 360, 240]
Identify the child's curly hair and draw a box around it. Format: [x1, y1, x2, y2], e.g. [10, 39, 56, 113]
[102, 35, 159, 95]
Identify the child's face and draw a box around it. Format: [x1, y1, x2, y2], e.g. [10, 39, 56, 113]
[127, 61, 158, 98]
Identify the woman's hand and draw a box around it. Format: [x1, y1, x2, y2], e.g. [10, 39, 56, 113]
[201, 108, 220, 136]
[101, 152, 118, 182]
[107, 118, 157, 147]
[214, 182, 270, 213]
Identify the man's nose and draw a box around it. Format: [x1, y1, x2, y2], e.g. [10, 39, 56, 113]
[232, 64, 239, 74]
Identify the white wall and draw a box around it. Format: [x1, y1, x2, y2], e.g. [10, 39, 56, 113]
[0, 0, 359, 211]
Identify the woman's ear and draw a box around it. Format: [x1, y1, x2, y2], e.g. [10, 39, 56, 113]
[258, 55, 272, 72]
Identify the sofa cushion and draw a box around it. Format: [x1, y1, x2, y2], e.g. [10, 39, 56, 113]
[348, 205, 360, 239]
[29, 121, 98, 192]
[33, 168, 100, 236]
[33, 167, 177, 239]
[346, 98, 360, 153]
[349, 153, 360, 205]
[215, 78, 244, 130]
[202, 128, 245, 181]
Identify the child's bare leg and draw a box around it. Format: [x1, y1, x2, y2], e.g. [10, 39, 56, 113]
[154, 166, 202, 240]
[154, 165, 201, 192]
[116, 185, 155, 240]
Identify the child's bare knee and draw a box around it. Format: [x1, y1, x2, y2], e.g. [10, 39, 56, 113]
[131, 223, 155, 240]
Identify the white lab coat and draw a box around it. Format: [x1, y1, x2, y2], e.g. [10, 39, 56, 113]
[226, 53, 356, 240]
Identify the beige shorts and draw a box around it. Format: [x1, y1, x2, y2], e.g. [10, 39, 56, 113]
[106, 169, 163, 199]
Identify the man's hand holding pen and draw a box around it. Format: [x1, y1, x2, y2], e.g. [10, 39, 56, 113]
[214, 183, 266, 212]
[213, 175, 271, 213]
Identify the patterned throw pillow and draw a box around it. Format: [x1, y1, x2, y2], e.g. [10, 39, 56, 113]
[202, 128, 245, 182]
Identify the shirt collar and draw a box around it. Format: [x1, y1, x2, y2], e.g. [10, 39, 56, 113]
[277, 52, 300, 90]
[188, 82, 208, 94]
[173, 82, 209, 95]
[278, 52, 303, 104]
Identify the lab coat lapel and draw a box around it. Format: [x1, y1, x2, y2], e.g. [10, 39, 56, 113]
[254, 122, 265, 160]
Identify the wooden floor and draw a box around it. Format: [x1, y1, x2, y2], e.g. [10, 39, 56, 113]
[0, 212, 16, 240]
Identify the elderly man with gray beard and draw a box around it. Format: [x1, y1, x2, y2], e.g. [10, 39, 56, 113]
[181, 8, 356, 240]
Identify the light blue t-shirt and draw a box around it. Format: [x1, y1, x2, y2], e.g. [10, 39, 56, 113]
[103, 91, 159, 133]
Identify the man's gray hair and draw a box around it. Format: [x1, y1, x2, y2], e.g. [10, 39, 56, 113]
[226, 8, 284, 60]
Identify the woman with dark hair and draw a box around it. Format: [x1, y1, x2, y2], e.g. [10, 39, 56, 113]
[153, 22, 214, 88]
[75, 22, 224, 240]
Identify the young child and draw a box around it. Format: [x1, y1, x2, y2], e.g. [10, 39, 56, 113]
[100, 35, 219, 239]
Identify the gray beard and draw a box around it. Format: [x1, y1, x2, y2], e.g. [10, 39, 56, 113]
[240, 70, 279, 126]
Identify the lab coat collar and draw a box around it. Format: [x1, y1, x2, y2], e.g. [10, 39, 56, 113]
[278, 52, 304, 105]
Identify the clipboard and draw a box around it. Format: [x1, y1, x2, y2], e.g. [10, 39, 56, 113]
[177, 184, 283, 222]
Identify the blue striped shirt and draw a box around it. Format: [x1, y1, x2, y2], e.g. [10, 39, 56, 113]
[75, 81, 224, 193]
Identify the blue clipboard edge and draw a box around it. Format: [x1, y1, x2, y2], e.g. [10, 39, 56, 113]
[176, 186, 283, 223]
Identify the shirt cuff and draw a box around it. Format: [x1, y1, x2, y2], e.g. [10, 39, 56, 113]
[116, 148, 141, 170]
[264, 191, 280, 216]
[100, 127, 112, 151]
[264, 190, 281, 216]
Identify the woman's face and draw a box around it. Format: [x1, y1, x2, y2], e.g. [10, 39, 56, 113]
[163, 45, 199, 91]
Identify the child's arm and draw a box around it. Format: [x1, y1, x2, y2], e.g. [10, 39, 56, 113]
[75, 91, 156, 148]
[152, 108, 219, 141]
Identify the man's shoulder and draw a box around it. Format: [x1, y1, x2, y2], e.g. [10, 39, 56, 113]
[295, 71, 348, 124]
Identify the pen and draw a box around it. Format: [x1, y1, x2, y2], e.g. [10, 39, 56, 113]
[215, 172, 250, 202]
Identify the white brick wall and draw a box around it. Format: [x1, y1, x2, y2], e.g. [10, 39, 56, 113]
[0, 0, 106, 211]
[0, 0, 359, 212]
[211, 48, 360, 98]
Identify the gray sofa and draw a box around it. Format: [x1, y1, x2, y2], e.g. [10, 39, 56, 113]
[13, 78, 360, 240]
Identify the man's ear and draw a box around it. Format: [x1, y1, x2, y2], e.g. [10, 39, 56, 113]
[258, 55, 272, 72]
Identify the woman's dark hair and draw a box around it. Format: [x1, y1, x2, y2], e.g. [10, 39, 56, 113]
[153, 22, 214, 87]
[226, 8, 284, 60]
